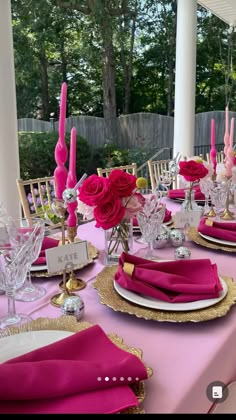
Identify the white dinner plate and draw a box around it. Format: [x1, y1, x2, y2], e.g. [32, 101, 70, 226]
[31, 264, 48, 272]
[113, 277, 227, 312]
[198, 232, 236, 247]
[169, 197, 205, 204]
[0, 330, 72, 363]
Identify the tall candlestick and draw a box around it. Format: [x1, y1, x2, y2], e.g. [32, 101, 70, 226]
[223, 105, 230, 158]
[66, 127, 78, 230]
[210, 118, 217, 175]
[54, 82, 68, 199]
[229, 116, 234, 148]
[225, 117, 235, 177]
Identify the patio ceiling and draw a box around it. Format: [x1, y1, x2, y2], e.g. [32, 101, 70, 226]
[198, 0, 236, 27]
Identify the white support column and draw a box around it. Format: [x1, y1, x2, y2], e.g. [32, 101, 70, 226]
[173, 0, 197, 159]
[0, 1, 21, 220]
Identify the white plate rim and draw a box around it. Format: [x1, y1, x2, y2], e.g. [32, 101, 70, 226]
[198, 231, 236, 247]
[0, 330, 73, 363]
[31, 264, 48, 272]
[169, 197, 206, 203]
[113, 277, 227, 312]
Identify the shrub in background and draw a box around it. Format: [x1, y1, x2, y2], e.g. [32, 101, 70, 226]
[18, 131, 91, 180]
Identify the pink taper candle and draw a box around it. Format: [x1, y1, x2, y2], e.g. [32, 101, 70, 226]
[54, 82, 68, 199]
[225, 117, 235, 177]
[210, 118, 217, 175]
[66, 127, 78, 228]
[223, 105, 230, 158]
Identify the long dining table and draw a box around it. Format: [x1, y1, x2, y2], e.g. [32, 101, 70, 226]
[0, 198, 236, 414]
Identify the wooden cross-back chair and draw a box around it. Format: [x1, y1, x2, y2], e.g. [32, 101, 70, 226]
[206, 151, 224, 164]
[97, 163, 137, 178]
[16, 176, 62, 232]
[148, 159, 178, 193]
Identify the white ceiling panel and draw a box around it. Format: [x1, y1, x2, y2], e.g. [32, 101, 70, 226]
[198, 0, 236, 26]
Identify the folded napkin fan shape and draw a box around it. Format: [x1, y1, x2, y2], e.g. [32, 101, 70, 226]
[114, 252, 222, 303]
[198, 218, 236, 243]
[168, 185, 205, 200]
[33, 236, 60, 265]
[0, 324, 148, 414]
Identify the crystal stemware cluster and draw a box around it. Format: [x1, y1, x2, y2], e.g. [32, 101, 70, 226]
[0, 230, 34, 328]
[6, 218, 46, 302]
[137, 191, 166, 260]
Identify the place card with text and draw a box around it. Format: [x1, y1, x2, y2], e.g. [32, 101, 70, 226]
[174, 210, 202, 229]
[46, 241, 89, 274]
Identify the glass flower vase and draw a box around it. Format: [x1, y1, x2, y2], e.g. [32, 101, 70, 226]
[181, 189, 201, 212]
[104, 219, 133, 265]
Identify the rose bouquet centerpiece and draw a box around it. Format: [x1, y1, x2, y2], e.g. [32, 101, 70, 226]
[178, 158, 209, 211]
[77, 169, 147, 263]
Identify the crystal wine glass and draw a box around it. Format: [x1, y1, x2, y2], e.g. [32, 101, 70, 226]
[209, 181, 228, 221]
[6, 218, 46, 302]
[135, 188, 162, 245]
[0, 239, 33, 329]
[137, 193, 166, 259]
[199, 177, 213, 215]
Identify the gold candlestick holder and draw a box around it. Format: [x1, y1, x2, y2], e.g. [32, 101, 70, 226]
[67, 226, 77, 243]
[206, 174, 216, 218]
[51, 265, 76, 307]
[220, 177, 235, 221]
[59, 262, 86, 292]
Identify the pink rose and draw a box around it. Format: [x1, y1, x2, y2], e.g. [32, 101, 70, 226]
[122, 193, 145, 219]
[179, 160, 208, 182]
[78, 175, 110, 206]
[108, 169, 137, 197]
[94, 197, 125, 230]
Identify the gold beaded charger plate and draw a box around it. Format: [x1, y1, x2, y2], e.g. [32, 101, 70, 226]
[93, 265, 236, 322]
[31, 241, 99, 278]
[0, 316, 152, 414]
[188, 227, 236, 253]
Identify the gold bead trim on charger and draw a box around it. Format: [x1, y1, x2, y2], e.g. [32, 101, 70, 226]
[188, 227, 236, 253]
[93, 265, 236, 323]
[0, 315, 152, 414]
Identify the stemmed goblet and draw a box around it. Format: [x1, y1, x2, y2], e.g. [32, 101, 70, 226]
[0, 237, 33, 329]
[6, 218, 46, 302]
[137, 192, 166, 260]
[199, 177, 213, 215]
[209, 181, 228, 221]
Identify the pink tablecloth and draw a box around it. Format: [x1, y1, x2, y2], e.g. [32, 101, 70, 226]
[0, 197, 236, 414]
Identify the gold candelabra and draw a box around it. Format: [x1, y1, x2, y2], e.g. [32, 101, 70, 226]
[220, 177, 235, 220]
[50, 196, 86, 306]
[206, 174, 216, 218]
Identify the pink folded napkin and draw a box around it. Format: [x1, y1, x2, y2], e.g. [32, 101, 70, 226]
[33, 236, 60, 265]
[133, 207, 172, 227]
[0, 324, 148, 414]
[168, 185, 205, 200]
[114, 252, 222, 303]
[198, 218, 236, 242]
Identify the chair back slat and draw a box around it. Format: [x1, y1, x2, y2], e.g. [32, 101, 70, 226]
[16, 176, 61, 232]
[97, 163, 137, 178]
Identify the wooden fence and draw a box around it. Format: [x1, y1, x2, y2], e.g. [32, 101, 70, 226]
[17, 111, 236, 153]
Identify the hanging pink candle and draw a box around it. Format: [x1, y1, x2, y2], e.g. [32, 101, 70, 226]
[210, 118, 217, 175]
[66, 127, 78, 228]
[54, 82, 68, 199]
[223, 105, 230, 159]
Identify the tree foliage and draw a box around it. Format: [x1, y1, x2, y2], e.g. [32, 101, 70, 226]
[12, 0, 236, 124]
